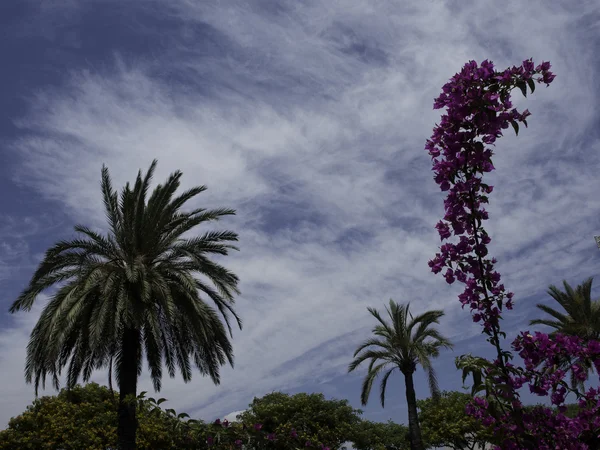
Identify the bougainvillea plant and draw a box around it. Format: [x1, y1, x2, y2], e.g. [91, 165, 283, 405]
[427, 58, 600, 449]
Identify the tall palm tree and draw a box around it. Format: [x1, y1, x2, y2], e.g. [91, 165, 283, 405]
[9, 160, 241, 450]
[348, 300, 453, 450]
[529, 278, 600, 390]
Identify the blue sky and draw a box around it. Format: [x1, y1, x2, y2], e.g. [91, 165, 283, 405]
[1, 0, 600, 431]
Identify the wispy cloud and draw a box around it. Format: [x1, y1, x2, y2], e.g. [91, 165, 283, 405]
[0, 215, 61, 284]
[1, 0, 600, 429]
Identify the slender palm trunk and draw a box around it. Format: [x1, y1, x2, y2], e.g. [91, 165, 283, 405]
[117, 328, 140, 450]
[403, 371, 425, 450]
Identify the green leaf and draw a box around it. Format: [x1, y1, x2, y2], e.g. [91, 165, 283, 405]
[473, 383, 487, 395]
[157, 398, 168, 405]
[522, 119, 528, 128]
[516, 81, 527, 97]
[138, 391, 148, 399]
[527, 78, 535, 94]
[510, 120, 519, 136]
[473, 372, 482, 388]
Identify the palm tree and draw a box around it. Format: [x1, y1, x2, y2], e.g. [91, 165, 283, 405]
[9, 160, 242, 450]
[348, 300, 453, 450]
[529, 278, 600, 390]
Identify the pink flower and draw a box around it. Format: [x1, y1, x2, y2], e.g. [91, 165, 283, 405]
[435, 221, 452, 240]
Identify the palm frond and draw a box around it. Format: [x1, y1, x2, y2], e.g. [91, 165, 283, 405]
[379, 367, 395, 408]
[407, 310, 444, 340]
[348, 349, 393, 373]
[351, 338, 394, 358]
[529, 318, 564, 330]
[367, 305, 394, 336]
[531, 304, 569, 325]
[359, 362, 388, 406]
[101, 164, 122, 237]
[426, 366, 441, 401]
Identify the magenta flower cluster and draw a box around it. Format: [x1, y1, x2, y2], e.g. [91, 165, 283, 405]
[426, 59, 555, 335]
[468, 332, 600, 448]
[426, 58, 600, 448]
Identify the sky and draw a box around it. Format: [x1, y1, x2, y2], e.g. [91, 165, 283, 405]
[1, 0, 600, 434]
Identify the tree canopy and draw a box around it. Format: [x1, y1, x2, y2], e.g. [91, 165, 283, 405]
[417, 391, 495, 450]
[351, 420, 410, 450]
[238, 391, 364, 449]
[1, 385, 412, 450]
[0, 383, 202, 449]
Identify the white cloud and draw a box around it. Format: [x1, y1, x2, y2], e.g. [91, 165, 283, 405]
[0, 300, 50, 425]
[2, 0, 600, 430]
[222, 410, 246, 423]
[0, 215, 62, 283]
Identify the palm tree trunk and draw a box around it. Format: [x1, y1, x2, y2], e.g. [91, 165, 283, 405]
[403, 371, 425, 450]
[117, 327, 140, 450]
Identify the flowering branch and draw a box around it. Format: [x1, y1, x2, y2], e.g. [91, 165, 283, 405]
[425, 58, 600, 448]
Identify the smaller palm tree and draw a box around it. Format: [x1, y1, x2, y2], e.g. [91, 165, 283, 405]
[348, 300, 453, 450]
[529, 278, 600, 390]
[530, 278, 600, 339]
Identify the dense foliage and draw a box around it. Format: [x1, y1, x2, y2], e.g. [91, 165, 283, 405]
[238, 392, 363, 450]
[0, 383, 199, 449]
[0, 384, 410, 450]
[417, 391, 496, 450]
[2, 382, 589, 449]
[351, 420, 410, 450]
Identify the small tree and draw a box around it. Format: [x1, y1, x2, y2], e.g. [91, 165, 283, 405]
[348, 300, 453, 450]
[238, 392, 363, 449]
[350, 420, 410, 450]
[0, 383, 196, 449]
[417, 391, 495, 450]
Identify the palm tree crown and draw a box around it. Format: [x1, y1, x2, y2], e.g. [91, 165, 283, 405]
[529, 277, 600, 390]
[10, 160, 242, 449]
[530, 278, 600, 341]
[9, 158, 241, 396]
[348, 299, 453, 408]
